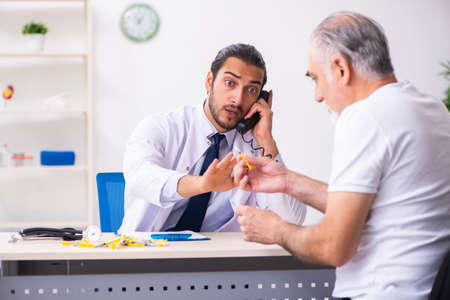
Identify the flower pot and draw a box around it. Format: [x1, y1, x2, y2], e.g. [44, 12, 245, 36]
[24, 34, 45, 52]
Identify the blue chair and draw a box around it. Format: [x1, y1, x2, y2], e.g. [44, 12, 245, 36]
[429, 248, 450, 300]
[96, 172, 125, 232]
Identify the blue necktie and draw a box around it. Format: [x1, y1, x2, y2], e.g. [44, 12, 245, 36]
[172, 133, 225, 232]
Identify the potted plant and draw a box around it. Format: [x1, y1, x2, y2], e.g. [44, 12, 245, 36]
[440, 60, 450, 112]
[22, 22, 48, 51]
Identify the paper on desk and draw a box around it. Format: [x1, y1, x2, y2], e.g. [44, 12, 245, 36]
[125, 231, 210, 241]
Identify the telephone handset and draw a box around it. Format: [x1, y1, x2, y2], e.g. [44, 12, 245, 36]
[236, 90, 270, 134]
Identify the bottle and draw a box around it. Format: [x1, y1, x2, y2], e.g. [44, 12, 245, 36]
[0, 144, 12, 167]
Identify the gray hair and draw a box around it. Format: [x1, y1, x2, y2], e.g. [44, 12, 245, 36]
[311, 11, 394, 82]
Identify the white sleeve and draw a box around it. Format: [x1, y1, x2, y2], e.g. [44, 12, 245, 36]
[161, 173, 186, 202]
[123, 115, 186, 208]
[254, 192, 306, 225]
[328, 108, 391, 194]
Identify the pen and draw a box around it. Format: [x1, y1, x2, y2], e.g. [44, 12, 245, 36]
[239, 153, 253, 171]
[150, 233, 192, 241]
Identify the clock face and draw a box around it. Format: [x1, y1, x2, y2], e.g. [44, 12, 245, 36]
[120, 3, 159, 42]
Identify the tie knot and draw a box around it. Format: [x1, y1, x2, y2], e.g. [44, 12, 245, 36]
[212, 133, 225, 146]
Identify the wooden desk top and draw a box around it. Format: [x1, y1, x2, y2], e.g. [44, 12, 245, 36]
[0, 232, 291, 261]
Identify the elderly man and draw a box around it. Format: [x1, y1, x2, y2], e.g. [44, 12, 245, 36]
[235, 12, 450, 300]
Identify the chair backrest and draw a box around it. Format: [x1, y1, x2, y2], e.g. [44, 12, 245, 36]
[96, 172, 125, 232]
[429, 247, 450, 300]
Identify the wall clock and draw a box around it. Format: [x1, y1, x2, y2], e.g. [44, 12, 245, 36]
[120, 3, 159, 42]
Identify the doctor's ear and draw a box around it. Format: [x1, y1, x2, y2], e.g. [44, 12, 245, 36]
[205, 71, 213, 94]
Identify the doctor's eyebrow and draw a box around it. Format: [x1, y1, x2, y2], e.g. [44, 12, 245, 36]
[224, 71, 241, 79]
[224, 71, 262, 86]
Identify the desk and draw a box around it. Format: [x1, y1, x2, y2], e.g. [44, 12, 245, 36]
[0, 232, 336, 299]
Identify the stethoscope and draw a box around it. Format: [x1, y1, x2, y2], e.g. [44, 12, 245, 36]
[8, 225, 101, 243]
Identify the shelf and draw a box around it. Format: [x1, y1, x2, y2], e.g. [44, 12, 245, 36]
[0, 108, 87, 114]
[1, 0, 86, 3]
[0, 166, 87, 172]
[0, 220, 88, 230]
[1, 0, 94, 230]
[0, 52, 87, 58]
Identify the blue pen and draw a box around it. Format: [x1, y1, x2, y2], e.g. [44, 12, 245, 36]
[150, 233, 192, 241]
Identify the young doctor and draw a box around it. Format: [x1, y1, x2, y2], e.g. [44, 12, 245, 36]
[119, 44, 306, 233]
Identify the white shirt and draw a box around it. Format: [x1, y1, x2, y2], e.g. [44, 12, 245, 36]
[329, 81, 450, 300]
[119, 104, 306, 233]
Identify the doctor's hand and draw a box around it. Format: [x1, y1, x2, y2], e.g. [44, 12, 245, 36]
[234, 155, 288, 194]
[245, 90, 279, 158]
[237, 205, 286, 245]
[201, 152, 238, 193]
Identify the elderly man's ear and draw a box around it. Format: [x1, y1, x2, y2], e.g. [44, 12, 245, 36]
[332, 56, 351, 85]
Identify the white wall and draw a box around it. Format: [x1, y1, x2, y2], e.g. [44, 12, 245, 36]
[91, 0, 450, 225]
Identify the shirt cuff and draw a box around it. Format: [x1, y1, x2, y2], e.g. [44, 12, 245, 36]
[160, 171, 186, 203]
[273, 153, 285, 165]
[328, 184, 377, 194]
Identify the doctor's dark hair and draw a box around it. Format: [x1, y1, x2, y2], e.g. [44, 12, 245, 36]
[210, 43, 267, 86]
[312, 11, 394, 81]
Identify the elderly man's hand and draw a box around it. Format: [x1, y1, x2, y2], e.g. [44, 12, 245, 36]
[234, 156, 288, 194]
[236, 205, 287, 245]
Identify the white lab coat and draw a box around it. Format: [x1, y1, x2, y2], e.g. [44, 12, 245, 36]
[119, 105, 306, 233]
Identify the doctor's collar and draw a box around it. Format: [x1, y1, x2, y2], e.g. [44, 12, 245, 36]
[206, 129, 235, 147]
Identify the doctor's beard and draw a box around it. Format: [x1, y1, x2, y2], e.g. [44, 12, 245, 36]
[207, 89, 243, 130]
